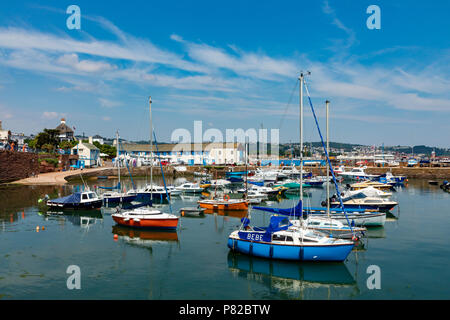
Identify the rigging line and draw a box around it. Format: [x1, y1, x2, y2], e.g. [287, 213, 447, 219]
[303, 80, 354, 236]
[277, 78, 299, 129]
[153, 130, 173, 214]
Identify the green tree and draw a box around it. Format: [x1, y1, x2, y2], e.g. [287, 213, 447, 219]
[59, 140, 77, 149]
[41, 143, 55, 153]
[93, 141, 117, 158]
[35, 129, 60, 150]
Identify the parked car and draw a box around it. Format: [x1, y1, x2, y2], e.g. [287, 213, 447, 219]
[0, 142, 5, 150]
[420, 160, 431, 167]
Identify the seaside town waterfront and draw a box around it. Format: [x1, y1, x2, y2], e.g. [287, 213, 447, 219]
[1, 1, 449, 306]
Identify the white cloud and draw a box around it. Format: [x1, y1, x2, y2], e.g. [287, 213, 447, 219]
[170, 34, 184, 43]
[98, 98, 121, 108]
[42, 111, 59, 119]
[57, 53, 114, 73]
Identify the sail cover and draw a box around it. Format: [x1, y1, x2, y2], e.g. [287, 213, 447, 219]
[253, 200, 303, 217]
[48, 193, 82, 204]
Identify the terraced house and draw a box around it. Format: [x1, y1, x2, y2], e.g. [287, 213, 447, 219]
[119, 142, 246, 165]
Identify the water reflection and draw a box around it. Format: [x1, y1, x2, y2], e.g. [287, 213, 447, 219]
[112, 225, 179, 249]
[0, 184, 71, 224]
[365, 227, 386, 239]
[203, 209, 248, 219]
[41, 210, 103, 230]
[227, 252, 358, 299]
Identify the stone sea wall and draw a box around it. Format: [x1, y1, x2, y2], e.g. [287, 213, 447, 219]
[0, 151, 40, 183]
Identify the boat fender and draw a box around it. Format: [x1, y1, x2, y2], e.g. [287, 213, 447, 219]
[223, 194, 230, 201]
[321, 201, 326, 207]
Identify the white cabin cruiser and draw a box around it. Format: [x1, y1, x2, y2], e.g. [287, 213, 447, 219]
[175, 183, 204, 193]
[338, 167, 379, 181]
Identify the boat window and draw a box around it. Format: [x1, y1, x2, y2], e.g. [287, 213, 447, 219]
[82, 194, 88, 200]
[285, 236, 293, 242]
[88, 193, 95, 199]
[272, 234, 286, 241]
[302, 238, 318, 242]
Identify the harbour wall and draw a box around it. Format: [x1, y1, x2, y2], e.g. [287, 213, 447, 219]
[65, 164, 450, 181]
[0, 151, 39, 184]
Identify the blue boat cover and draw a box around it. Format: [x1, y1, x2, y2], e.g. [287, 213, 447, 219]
[226, 171, 247, 176]
[266, 216, 291, 233]
[248, 181, 264, 187]
[49, 193, 82, 204]
[253, 200, 303, 216]
[238, 216, 292, 242]
[253, 200, 366, 217]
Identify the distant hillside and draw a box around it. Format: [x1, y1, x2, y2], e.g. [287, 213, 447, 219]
[124, 140, 449, 156]
[384, 145, 450, 156]
[281, 142, 363, 152]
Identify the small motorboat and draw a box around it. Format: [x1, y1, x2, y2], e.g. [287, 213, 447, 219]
[101, 191, 137, 206]
[303, 177, 325, 187]
[46, 191, 102, 210]
[295, 217, 367, 240]
[127, 184, 168, 202]
[274, 179, 311, 190]
[341, 186, 392, 199]
[112, 207, 179, 229]
[309, 209, 386, 227]
[338, 167, 379, 182]
[175, 183, 204, 193]
[198, 196, 249, 211]
[179, 207, 206, 217]
[330, 193, 398, 211]
[428, 181, 439, 186]
[348, 181, 395, 191]
[440, 181, 450, 192]
[372, 171, 406, 185]
[194, 171, 212, 178]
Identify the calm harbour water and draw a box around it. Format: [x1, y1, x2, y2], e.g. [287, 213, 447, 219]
[0, 177, 449, 300]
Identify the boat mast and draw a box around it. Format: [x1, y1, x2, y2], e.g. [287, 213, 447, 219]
[116, 130, 121, 190]
[245, 138, 248, 201]
[326, 100, 330, 217]
[149, 96, 153, 200]
[299, 73, 304, 207]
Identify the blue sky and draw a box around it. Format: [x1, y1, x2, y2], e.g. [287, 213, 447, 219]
[0, 0, 449, 147]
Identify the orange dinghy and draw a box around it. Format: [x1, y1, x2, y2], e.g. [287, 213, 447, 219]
[197, 197, 249, 211]
[112, 207, 179, 229]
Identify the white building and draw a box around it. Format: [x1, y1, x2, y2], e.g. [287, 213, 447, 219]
[120, 143, 245, 165]
[71, 141, 100, 167]
[55, 118, 75, 141]
[92, 135, 104, 145]
[0, 121, 10, 143]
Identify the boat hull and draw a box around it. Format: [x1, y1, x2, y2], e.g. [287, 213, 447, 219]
[198, 200, 249, 211]
[331, 203, 397, 211]
[47, 200, 102, 210]
[112, 216, 179, 229]
[227, 238, 354, 262]
[309, 212, 386, 227]
[102, 195, 137, 205]
[134, 192, 168, 202]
